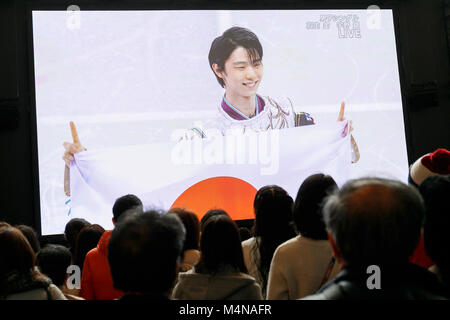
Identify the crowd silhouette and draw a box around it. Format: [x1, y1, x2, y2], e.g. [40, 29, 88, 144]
[1, 149, 449, 300]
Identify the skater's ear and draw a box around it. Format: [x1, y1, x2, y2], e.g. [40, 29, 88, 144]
[212, 63, 225, 79]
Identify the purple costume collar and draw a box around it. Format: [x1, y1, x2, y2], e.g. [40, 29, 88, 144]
[221, 94, 265, 120]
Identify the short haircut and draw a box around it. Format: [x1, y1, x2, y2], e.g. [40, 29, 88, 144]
[64, 218, 91, 250]
[323, 177, 425, 266]
[36, 244, 72, 287]
[208, 26, 263, 88]
[169, 208, 200, 251]
[196, 214, 247, 274]
[108, 210, 186, 294]
[293, 174, 338, 240]
[421, 175, 450, 269]
[15, 225, 41, 254]
[112, 194, 143, 222]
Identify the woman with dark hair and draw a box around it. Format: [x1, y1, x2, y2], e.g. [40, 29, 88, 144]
[74, 224, 105, 273]
[200, 209, 230, 229]
[172, 214, 262, 300]
[0, 226, 66, 300]
[241, 185, 296, 298]
[15, 225, 41, 254]
[266, 174, 341, 299]
[169, 208, 201, 272]
[64, 218, 91, 260]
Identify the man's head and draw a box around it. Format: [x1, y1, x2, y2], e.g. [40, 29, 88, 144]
[322, 177, 425, 267]
[112, 194, 143, 224]
[108, 210, 186, 296]
[209, 27, 263, 96]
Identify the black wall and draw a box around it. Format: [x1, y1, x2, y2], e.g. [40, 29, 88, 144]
[0, 0, 449, 234]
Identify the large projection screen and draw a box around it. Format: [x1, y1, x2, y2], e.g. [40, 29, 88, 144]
[31, 9, 409, 235]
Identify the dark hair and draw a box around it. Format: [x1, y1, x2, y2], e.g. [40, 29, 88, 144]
[196, 214, 247, 274]
[64, 218, 91, 253]
[323, 177, 425, 266]
[169, 208, 200, 251]
[421, 175, 450, 285]
[293, 174, 338, 240]
[112, 194, 143, 223]
[200, 209, 230, 230]
[74, 224, 105, 271]
[108, 210, 186, 294]
[239, 227, 252, 242]
[252, 185, 296, 294]
[209, 26, 263, 88]
[15, 225, 41, 254]
[0, 226, 36, 275]
[0, 227, 37, 294]
[36, 244, 72, 287]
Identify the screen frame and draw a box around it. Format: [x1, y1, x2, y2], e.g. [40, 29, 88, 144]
[24, 0, 413, 238]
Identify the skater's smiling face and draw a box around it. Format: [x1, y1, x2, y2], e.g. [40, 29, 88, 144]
[208, 27, 264, 99]
[212, 46, 263, 99]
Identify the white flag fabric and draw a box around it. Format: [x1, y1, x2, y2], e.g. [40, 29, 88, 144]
[70, 122, 351, 229]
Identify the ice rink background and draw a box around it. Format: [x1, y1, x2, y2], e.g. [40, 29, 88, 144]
[32, 10, 409, 235]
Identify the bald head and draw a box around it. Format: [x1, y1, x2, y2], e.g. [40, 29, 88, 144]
[323, 178, 425, 266]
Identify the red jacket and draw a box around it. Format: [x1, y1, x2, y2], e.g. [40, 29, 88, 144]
[79, 230, 123, 300]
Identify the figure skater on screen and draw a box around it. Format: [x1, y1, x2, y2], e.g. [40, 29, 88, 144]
[182, 26, 359, 161]
[62, 26, 359, 196]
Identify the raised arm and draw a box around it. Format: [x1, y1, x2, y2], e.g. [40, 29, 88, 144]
[338, 102, 360, 163]
[63, 121, 86, 196]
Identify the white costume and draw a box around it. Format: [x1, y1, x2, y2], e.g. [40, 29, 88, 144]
[181, 95, 359, 162]
[184, 96, 315, 138]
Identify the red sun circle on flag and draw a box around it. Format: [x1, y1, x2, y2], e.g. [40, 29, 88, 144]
[170, 176, 257, 221]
